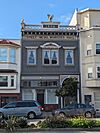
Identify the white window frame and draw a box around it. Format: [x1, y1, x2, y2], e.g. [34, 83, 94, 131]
[0, 74, 16, 89]
[46, 89, 58, 104]
[65, 50, 74, 65]
[0, 48, 8, 62]
[96, 67, 100, 79]
[9, 48, 16, 63]
[43, 49, 59, 65]
[27, 49, 36, 65]
[87, 44, 92, 56]
[96, 44, 100, 55]
[88, 67, 93, 79]
[0, 47, 16, 63]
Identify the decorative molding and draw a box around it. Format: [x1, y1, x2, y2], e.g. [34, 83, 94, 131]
[22, 76, 59, 80]
[40, 42, 61, 49]
[25, 46, 38, 49]
[63, 46, 76, 49]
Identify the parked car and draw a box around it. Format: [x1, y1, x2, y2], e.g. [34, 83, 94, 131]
[0, 100, 43, 119]
[52, 103, 96, 118]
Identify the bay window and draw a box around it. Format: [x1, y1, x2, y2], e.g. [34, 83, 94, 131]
[10, 48, 16, 63]
[0, 48, 7, 62]
[0, 47, 16, 63]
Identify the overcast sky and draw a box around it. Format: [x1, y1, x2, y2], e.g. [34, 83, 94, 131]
[0, 0, 100, 39]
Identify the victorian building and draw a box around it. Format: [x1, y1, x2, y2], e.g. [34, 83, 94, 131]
[69, 8, 100, 113]
[0, 39, 21, 107]
[21, 17, 80, 110]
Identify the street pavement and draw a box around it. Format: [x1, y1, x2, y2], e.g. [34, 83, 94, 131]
[15, 131, 100, 133]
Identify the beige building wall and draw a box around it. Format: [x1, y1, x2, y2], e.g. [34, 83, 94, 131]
[70, 8, 100, 111]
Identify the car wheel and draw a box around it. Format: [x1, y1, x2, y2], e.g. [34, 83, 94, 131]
[59, 112, 65, 117]
[27, 112, 35, 119]
[85, 112, 92, 118]
[0, 112, 4, 119]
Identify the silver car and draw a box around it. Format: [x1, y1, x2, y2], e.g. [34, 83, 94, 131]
[52, 103, 96, 118]
[0, 100, 43, 119]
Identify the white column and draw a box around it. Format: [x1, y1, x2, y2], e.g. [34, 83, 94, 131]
[61, 97, 63, 108]
[45, 89, 48, 104]
[77, 88, 80, 103]
[32, 89, 36, 100]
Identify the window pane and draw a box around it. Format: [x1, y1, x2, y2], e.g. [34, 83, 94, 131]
[51, 51, 58, 64]
[0, 76, 8, 87]
[87, 50, 91, 55]
[11, 76, 14, 87]
[47, 89, 57, 104]
[88, 73, 92, 78]
[97, 67, 100, 71]
[96, 44, 100, 54]
[97, 73, 100, 78]
[28, 50, 36, 64]
[0, 48, 7, 62]
[65, 50, 73, 64]
[43, 51, 50, 64]
[10, 48, 16, 63]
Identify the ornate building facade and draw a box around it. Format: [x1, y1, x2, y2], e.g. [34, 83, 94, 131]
[21, 17, 80, 110]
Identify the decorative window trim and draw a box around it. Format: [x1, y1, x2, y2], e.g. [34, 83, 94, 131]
[27, 49, 36, 65]
[0, 74, 16, 89]
[65, 50, 74, 65]
[40, 42, 61, 49]
[42, 49, 59, 65]
[63, 47, 76, 50]
[25, 46, 38, 49]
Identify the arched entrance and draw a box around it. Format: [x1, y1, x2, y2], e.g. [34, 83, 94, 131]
[61, 77, 77, 106]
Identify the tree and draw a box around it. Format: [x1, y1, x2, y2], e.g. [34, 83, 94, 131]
[55, 77, 78, 107]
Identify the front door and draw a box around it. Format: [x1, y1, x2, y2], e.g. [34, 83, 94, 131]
[37, 89, 44, 106]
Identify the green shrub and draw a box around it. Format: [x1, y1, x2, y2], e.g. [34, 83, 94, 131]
[37, 116, 72, 128]
[36, 116, 97, 129]
[1, 116, 28, 132]
[94, 120, 100, 127]
[70, 117, 96, 128]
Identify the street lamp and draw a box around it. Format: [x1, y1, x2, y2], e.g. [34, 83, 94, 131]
[77, 82, 80, 104]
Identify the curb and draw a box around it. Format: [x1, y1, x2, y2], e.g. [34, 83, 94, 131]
[1, 128, 100, 132]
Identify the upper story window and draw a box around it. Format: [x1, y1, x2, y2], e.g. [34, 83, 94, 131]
[88, 67, 93, 79]
[0, 47, 16, 63]
[43, 50, 58, 65]
[0, 48, 7, 62]
[65, 50, 74, 65]
[27, 50, 36, 65]
[97, 67, 100, 78]
[87, 44, 92, 56]
[10, 48, 16, 63]
[96, 44, 100, 54]
[0, 75, 16, 88]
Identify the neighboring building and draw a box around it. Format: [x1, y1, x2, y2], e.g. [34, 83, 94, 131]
[21, 17, 80, 110]
[0, 39, 21, 107]
[69, 8, 100, 111]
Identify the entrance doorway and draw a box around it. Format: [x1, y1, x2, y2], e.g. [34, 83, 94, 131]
[37, 89, 44, 106]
